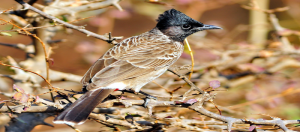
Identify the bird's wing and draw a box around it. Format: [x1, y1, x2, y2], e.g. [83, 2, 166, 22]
[81, 34, 183, 89]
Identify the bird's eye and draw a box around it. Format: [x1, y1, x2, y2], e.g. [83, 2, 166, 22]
[182, 24, 191, 29]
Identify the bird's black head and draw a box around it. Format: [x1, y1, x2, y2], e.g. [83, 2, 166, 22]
[156, 9, 221, 42]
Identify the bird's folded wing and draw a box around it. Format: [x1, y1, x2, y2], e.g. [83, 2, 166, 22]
[81, 36, 182, 89]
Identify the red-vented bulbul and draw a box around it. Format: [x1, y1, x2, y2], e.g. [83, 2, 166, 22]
[53, 9, 221, 125]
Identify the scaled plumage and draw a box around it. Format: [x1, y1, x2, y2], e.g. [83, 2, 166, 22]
[53, 8, 221, 125]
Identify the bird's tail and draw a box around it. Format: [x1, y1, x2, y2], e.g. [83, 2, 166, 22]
[53, 89, 114, 125]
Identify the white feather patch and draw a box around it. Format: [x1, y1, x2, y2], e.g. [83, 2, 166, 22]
[53, 120, 86, 125]
[53, 120, 77, 126]
[103, 82, 127, 90]
[53, 120, 65, 124]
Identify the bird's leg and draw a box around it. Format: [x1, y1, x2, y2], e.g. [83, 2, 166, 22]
[137, 90, 157, 108]
[121, 89, 157, 100]
[138, 91, 157, 100]
[120, 89, 157, 107]
[119, 89, 134, 94]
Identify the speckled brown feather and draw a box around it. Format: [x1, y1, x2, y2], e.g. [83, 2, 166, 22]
[81, 28, 183, 90]
[54, 28, 183, 125]
[53, 9, 221, 125]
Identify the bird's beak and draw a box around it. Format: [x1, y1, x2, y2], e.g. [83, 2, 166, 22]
[198, 24, 222, 30]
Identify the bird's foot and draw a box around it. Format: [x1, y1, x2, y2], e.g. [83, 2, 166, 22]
[139, 91, 157, 100]
[139, 91, 157, 108]
[143, 97, 152, 108]
[120, 89, 157, 100]
[120, 89, 157, 108]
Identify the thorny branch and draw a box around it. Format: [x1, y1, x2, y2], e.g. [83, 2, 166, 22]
[1, 89, 298, 131]
[0, 0, 300, 131]
[14, 0, 122, 44]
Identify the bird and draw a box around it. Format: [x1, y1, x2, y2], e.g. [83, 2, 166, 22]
[53, 8, 221, 125]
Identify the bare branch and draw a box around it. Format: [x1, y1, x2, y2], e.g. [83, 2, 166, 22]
[15, 0, 121, 44]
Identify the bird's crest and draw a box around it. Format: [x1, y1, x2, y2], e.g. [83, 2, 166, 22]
[157, 9, 183, 22]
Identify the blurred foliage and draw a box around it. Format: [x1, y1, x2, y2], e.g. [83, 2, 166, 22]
[0, 0, 300, 131]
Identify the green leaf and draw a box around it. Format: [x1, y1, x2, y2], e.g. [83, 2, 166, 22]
[61, 15, 68, 22]
[0, 32, 12, 37]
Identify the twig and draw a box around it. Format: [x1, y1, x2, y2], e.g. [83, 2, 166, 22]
[188, 93, 297, 131]
[0, 17, 55, 101]
[167, 68, 204, 99]
[0, 62, 53, 88]
[269, 14, 295, 52]
[15, 0, 121, 44]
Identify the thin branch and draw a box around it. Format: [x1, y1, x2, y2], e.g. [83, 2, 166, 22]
[15, 0, 121, 44]
[167, 68, 204, 100]
[0, 61, 53, 88]
[45, 0, 123, 16]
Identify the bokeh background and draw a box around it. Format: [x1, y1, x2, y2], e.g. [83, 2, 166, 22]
[1, 0, 300, 131]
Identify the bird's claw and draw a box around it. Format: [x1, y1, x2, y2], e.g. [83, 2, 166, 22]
[142, 94, 157, 108]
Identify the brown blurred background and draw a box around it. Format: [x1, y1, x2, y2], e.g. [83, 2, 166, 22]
[1, 0, 300, 131]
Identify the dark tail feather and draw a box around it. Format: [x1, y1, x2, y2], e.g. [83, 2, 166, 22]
[53, 89, 114, 125]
